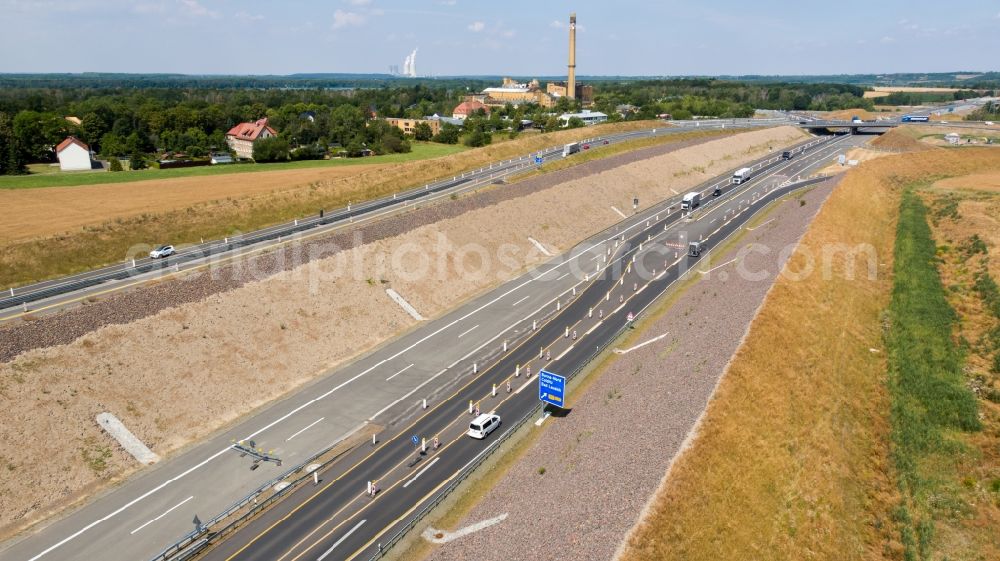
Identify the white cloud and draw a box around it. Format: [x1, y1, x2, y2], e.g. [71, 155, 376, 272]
[177, 0, 218, 18]
[467, 21, 484, 32]
[500, 28, 515, 38]
[234, 10, 263, 22]
[345, 0, 371, 4]
[550, 20, 564, 29]
[332, 9, 365, 28]
[439, 0, 457, 5]
[880, 35, 895, 44]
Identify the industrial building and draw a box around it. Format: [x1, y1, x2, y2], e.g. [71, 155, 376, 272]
[469, 13, 591, 110]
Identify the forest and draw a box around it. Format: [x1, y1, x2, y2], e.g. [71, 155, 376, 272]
[0, 76, 883, 175]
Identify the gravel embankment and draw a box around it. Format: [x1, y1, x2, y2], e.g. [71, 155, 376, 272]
[0, 135, 722, 363]
[423, 178, 842, 561]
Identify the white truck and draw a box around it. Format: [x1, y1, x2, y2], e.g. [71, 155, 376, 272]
[732, 167, 752, 185]
[681, 191, 701, 210]
[562, 142, 581, 157]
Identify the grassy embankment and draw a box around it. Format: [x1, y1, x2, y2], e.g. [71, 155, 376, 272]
[618, 148, 1000, 561]
[886, 188, 982, 559]
[1, 142, 468, 190]
[0, 121, 671, 288]
[620, 152, 899, 561]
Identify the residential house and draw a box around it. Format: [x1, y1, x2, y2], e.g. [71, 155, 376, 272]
[55, 136, 94, 171]
[452, 100, 491, 120]
[225, 118, 278, 160]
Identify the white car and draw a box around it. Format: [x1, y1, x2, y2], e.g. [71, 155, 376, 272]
[986, 121, 995, 126]
[149, 245, 175, 259]
[467, 413, 501, 439]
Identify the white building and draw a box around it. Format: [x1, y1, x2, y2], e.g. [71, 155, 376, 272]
[559, 110, 608, 126]
[945, 132, 961, 145]
[55, 136, 94, 171]
[225, 118, 278, 160]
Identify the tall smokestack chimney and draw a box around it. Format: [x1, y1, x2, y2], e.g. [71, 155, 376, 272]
[567, 13, 576, 100]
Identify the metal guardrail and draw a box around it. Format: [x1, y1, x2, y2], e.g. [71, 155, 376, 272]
[361, 173, 834, 560]
[364, 302, 630, 561]
[147, 428, 368, 561]
[144, 133, 831, 561]
[2, 125, 703, 312]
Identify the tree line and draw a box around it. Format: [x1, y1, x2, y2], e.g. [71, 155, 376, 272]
[0, 78, 877, 175]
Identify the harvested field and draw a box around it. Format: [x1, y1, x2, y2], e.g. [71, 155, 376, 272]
[0, 126, 807, 536]
[863, 86, 962, 99]
[0, 163, 384, 244]
[822, 108, 880, 120]
[619, 148, 1000, 561]
[0, 120, 668, 287]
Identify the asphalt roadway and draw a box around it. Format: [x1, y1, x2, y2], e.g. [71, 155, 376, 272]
[0, 118, 783, 321]
[192, 133, 868, 561]
[0, 132, 865, 561]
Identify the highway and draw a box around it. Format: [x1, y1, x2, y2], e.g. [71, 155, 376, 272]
[0, 118, 781, 322]
[0, 129, 858, 561]
[182, 133, 866, 561]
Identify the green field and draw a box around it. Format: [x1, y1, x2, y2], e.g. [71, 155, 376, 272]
[0, 142, 468, 190]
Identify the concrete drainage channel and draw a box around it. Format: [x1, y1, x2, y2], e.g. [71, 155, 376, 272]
[1, 121, 781, 314]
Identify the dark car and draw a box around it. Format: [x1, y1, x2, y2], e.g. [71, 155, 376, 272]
[782, 150, 793, 160]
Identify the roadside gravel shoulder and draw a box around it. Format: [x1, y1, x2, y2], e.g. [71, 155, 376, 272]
[0, 133, 725, 363]
[420, 178, 842, 561]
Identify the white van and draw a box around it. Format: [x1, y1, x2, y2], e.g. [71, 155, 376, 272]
[467, 413, 501, 439]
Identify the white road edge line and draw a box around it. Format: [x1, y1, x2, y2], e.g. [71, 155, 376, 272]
[403, 457, 441, 488]
[457, 324, 479, 339]
[26, 135, 849, 561]
[286, 417, 326, 442]
[316, 519, 366, 561]
[511, 295, 530, 306]
[129, 496, 193, 535]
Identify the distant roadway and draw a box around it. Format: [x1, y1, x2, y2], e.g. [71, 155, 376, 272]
[0, 118, 783, 321]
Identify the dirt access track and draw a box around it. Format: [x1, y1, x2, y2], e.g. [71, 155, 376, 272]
[0, 126, 808, 537]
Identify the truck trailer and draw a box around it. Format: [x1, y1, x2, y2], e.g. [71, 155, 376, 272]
[732, 167, 753, 185]
[681, 191, 701, 210]
[562, 142, 581, 157]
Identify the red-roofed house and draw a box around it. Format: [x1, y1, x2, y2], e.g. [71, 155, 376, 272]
[452, 100, 490, 120]
[56, 136, 94, 171]
[225, 118, 278, 160]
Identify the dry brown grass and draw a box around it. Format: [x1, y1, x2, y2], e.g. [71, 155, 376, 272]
[619, 148, 902, 561]
[618, 148, 1000, 561]
[863, 87, 962, 99]
[823, 108, 880, 120]
[918, 177, 1000, 560]
[0, 121, 669, 287]
[870, 128, 938, 153]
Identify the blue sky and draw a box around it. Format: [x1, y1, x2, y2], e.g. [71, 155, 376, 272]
[2, 0, 999, 76]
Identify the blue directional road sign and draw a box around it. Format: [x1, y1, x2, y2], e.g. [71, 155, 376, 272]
[411, 435, 419, 445]
[538, 370, 566, 408]
[534, 155, 543, 165]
